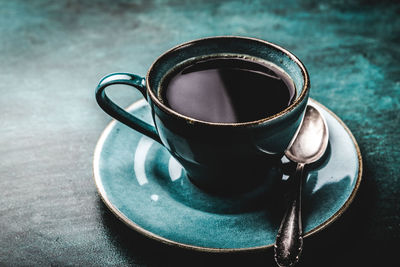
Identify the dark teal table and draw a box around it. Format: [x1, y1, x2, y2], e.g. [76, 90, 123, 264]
[1, 0, 399, 266]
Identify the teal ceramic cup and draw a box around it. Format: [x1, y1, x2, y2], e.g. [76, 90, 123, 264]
[95, 36, 310, 193]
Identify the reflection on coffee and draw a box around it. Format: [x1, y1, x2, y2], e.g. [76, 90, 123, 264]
[159, 55, 296, 123]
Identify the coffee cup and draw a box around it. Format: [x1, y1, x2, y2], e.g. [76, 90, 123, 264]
[95, 36, 310, 193]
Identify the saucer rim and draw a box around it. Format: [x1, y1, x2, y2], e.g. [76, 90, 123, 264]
[93, 98, 363, 253]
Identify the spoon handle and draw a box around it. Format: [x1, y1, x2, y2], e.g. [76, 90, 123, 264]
[274, 163, 305, 267]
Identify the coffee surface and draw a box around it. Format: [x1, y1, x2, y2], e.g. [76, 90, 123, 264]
[160, 56, 296, 123]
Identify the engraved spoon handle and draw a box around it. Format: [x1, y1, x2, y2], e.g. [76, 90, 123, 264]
[274, 163, 305, 267]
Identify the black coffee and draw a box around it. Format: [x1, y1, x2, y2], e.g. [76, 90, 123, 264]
[160, 56, 296, 123]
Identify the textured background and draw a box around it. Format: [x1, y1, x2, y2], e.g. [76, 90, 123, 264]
[1, 0, 399, 266]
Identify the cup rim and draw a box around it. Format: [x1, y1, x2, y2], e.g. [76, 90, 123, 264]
[146, 36, 310, 127]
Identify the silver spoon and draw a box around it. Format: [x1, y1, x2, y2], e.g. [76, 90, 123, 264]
[274, 102, 329, 267]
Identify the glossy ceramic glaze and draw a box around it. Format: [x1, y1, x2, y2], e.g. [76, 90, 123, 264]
[95, 36, 310, 192]
[93, 99, 362, 252]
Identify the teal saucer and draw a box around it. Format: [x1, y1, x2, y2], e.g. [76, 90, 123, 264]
[93, 99, 362, 252]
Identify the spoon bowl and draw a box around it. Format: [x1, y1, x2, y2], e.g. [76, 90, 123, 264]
[286, 104, 329, 164]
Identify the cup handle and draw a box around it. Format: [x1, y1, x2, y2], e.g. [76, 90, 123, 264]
[95, 73, 162, 144]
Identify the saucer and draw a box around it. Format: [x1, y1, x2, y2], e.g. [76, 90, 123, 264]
[93, 99, 362, 252]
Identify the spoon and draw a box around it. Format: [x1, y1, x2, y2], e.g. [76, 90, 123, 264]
[274, 102, 329, 267]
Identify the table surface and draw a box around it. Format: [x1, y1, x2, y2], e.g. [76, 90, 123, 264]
[1, 0, 399, 266]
